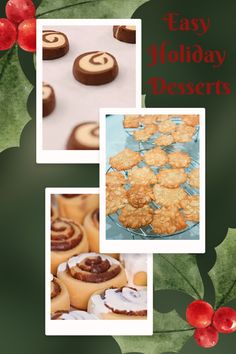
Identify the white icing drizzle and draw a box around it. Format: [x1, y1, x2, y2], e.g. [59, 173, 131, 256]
[67, 252, 120, 269]
[88, 294, 110, 315]
[43, 31, 66, 48]
[75, 123, 99, 148]
[57, 261, 67, 273]
[60, 311, 98, 320]
[79, 52, 114, 72]
[120, 254, 147, 285]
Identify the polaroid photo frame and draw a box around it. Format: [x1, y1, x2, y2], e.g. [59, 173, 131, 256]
[36, 19, 142, 164]
[99, 108, 205, 254]
[45, 187, 153, 335]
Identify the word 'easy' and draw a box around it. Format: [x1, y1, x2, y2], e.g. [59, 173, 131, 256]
[163, 13, 210, 36]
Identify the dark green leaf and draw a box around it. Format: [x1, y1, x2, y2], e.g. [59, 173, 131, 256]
[209, 228, 236, 308]
[0, 46, 32, 153]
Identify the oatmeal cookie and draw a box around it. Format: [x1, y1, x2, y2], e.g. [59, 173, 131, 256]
[153, 184, 187, 207]
[118, 204, 154, 228]
[188, 168, 199, 189]
[123, 115, 140, 128]
[151, 206, 187, 235]
[180, 195, 199, 222]
[155, 134, 174, 146]
[168, 151, 191, 168]
[172, 124, 195, 143]
[133, 124, 158, 142]
[182, 115, 199, 127]
[110, 148, 142, 171]
[143, 147, 168, 167]
[158, 120, 177, 134]
[139, 115, 158, 125]
[106, 186, 128, 215]
[106, 171, 126, 186]
[127, 185, 154, 208]
[156, 168, 187, 188]
[156, 115, 171, 122]
[128, 166, 157, 185]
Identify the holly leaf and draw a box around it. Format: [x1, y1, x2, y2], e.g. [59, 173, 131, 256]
[154, 255, 204, 300]
[115, 310, 193, 354]
[37, 0, 149, 18]
[0, 46, 32, 153]
[209, 228, 236, 309]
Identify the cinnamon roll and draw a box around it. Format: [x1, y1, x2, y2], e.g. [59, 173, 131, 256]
[51, 274, 70, 314]
[88, 286, 147, 320]
[57, 253, 127, 310]
[52, 310, 98, 320]
[51, 218, 89, 274]
[43, 30, 69, 60]
[56, 194, 99, 225]
[120, 254, 147, 286]
[51, 205, 58, 221]
[84, 208, 99, 252]
[73, 51, 118, 85]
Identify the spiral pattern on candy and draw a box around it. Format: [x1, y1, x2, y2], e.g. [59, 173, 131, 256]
[43, 30, 69, 60]
[51, 218, 83, 251]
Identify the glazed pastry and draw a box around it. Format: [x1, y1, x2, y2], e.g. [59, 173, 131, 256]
[51, 274, 70, 314]
[84, 208, 99, 252]
[73, 51, 118, 85]
[51, 218, 89, 274]
[113, 25, 136, 43]
[43, 83, 55, 117]
[66, 122, 99, 150]
[43, 30, 69, 60]
[56, 194, 99, 224]
[88, 286, 147, 320]
[57, 253, 127, 310]
[52, 310, 98, 320]
[120, 254, 147, 286]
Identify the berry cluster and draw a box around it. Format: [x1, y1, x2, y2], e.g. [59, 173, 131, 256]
[186, 300, 236, 348]
[0, 0, 36, 52]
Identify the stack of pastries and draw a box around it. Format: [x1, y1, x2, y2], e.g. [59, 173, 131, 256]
[50, 194, 148, 320]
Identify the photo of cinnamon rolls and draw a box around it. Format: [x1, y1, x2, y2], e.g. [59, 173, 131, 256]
[49, 192, 149, 321]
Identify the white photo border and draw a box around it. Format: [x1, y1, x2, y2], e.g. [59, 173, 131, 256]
[45, 187, 153, 336]
[99, 107, 206, 254]
[36, 19, 142, 164]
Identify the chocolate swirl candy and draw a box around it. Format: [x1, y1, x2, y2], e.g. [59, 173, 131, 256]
[66, 253, 121, 283]
[73, 51, 119, 85]
[66, 122, 99, 150]
[51, 218, 83, 251]
[113, 26, 136, 44]
[43, 30, 69, 60]
[51, 275, 61, 299]
[43, 83, 56, 117]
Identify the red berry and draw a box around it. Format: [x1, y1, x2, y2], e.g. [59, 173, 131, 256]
[186, 300, 214, 328]
[194, 326, 219, 348]
[17, 18, 36, 52]
[213, 307, 236, 334]
[6, 0, 35, 25]
[0, 18, 17, 50]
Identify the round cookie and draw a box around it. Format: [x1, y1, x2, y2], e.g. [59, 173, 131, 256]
[66, 122, 99, 150]
[73, 51, 118, 85]
[43, 83, 56, 117]
[43, 30, 69, 60]
[113, 25, 136, 43]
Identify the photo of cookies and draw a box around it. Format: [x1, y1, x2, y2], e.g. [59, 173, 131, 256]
[46, 188, 152, 335]
[37, 19, 141, 164]
[100, 108, 205, 254]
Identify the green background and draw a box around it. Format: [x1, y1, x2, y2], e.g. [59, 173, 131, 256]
[0, 0, 236, 353]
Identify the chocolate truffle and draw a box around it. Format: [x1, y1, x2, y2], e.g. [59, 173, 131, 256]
[43, 30, 69, 60]
[43, 83, 56, 117]
[66, 122, 99, 150]
[113, 26, 136, 44]
[73, 51, 118, 85]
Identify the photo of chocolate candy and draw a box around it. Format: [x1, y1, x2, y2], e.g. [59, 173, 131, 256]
[113, 26, 136, 44]
[43, 83, 56, 117]
[66, 122, 99, 150]
[43, 30, 69, 60]
[73, 51, 118, 85]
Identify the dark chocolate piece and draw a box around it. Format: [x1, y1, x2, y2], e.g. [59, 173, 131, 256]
[73, 51, 118, 85]
[66, 122, 99, 150]
[113, 25, 136, 44]
[43, 30, 69, 60]
[43, 83, 56, 117]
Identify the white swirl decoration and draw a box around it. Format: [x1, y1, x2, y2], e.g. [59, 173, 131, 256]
[79, 52, 115, 72]
[43, 30, 67, 48]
